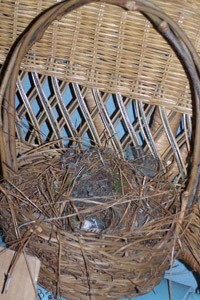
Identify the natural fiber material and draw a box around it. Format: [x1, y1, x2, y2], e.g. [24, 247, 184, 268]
[179, 203, 200, 274]
[0, 142, 181, 299]
[0, 1, 199, 299]
[0, 1, 200, 114]
[11, 74, 193, 183]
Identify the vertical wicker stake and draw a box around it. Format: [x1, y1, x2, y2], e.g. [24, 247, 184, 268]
[0, 1, 199, 299]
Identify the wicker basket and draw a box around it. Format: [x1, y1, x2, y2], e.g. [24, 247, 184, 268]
[0, 1, 199, 299]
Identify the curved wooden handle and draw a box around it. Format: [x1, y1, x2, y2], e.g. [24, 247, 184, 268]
[0, 0, 199, 208]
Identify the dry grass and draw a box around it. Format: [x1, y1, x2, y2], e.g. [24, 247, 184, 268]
[0, 141, 183, 299]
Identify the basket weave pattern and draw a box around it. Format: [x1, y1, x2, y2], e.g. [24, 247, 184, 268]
[0, 1, 200, 114]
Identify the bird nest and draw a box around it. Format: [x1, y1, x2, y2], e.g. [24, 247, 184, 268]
[0, 142, 182, 300]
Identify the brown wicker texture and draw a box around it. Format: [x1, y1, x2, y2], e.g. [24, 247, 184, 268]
[0, 1, 199, 300]
[179, 203, 200, 274]
[0, 143, 182, 299]
[0, 0, 200, 115]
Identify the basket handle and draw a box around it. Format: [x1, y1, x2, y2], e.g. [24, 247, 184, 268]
[0, 0, 199, 208]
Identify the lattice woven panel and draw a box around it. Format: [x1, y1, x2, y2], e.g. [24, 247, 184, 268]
[15, 70, 191, 184]
[1, 1, 200, 114]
